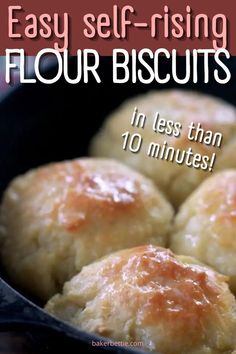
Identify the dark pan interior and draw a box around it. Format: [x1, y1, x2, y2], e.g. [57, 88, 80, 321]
[0, 56, 235, 347]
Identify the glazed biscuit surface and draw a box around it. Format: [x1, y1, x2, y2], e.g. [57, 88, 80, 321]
[45, 245, 236, 354]
[171, 170, 236, 293]
[0, 158, 173, 300]
[90, 90, 236, 207]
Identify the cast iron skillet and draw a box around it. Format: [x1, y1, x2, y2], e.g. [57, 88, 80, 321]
[0, 56, 235, 353]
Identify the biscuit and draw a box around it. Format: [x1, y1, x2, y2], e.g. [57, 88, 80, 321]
[90, 90, 236, 207]
[171, 170, 236, 293]
[0, 158, 173, 300]
[46, 245, 236, 354]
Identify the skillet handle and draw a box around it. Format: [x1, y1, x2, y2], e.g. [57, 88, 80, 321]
[0, 278, 66, 333]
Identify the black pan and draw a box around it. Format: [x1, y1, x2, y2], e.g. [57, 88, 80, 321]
[0, 56, 235, 354]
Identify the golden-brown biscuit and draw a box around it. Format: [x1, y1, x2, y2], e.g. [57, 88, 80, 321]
[0, 158, 173, 300]
[90, 90, 236, 208]
[45, 245, 236, 354]
[170, 170, 236, 293]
